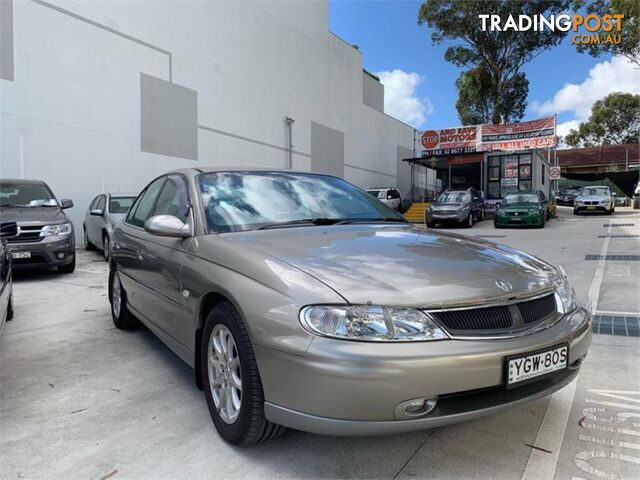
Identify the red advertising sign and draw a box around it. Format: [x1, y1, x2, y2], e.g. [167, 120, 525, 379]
[418, 117, 556, 157]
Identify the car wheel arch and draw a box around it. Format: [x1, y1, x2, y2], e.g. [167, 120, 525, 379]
[195, 290, 245, 389]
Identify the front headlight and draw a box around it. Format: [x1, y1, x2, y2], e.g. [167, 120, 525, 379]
[553, 267, 578, 314]
[40, 222, 73, 237]
[300, 305, 448, 342]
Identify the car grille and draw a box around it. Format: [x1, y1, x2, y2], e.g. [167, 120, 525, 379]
[6, 226, 44, 243]
[435, 209, 457, 216]
[507, 211, 528, 216]
[583, 201, 598, 205]
[429, 293, 557, 333]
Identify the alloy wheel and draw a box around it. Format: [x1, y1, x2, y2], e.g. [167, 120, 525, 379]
[111, 271, 122, 318]
[208, 324, 242, 424]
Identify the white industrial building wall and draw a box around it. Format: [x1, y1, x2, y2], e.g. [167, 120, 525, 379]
[0, 0, 415, 240]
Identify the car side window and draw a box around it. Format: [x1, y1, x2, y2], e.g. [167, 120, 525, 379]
[152, 175, 190, 222]
[96, 195, 106, 212]
[127, 177, 166, 228]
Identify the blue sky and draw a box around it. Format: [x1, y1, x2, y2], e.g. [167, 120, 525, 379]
[329, 1, 639, 137]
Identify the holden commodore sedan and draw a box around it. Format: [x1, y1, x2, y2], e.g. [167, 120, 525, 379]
[109, 169, 591, 445]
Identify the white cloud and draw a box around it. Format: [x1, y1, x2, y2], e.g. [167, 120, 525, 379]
[375, 69, 431, 128]
[532, 56, 640, 123]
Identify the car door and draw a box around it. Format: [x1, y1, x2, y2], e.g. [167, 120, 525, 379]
[112, 177, 166, 314]
[91, 195, 107, 245]
[85, 195, 100, 244]
[471, 192, 483, 218]
[135, 174, 192, 346]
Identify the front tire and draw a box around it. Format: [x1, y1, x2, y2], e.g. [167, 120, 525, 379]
[84, 228, 96, 251]
[102, 234, 110, 261]
[7, 294, 14, 321]
[58, 255, 76, 274]
[465, 212, 473, 228]
[573, 208, 580, 215]
[109, 268, 141, 329]
[201, 301, 284, 445]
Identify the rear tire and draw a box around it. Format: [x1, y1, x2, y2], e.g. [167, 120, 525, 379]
[58, 255, 76, 274]
[480, 209, 485, 221]
[109, 268, 141, 330]
[201, 301, 284, 445]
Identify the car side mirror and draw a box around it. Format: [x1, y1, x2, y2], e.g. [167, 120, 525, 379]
[0, 222, 18, 238]
[144, 215, 191, 238]
[60, 199, 74, 209]
[611, 192, 617, 197]
[89, 209, 104, 216]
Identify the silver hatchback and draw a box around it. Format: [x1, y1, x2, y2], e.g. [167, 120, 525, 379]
[109, 169, 591, 445]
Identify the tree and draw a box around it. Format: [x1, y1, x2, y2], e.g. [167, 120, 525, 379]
[573, 0, 640, 67]
[564, 92, 640, 147]
[418, 0, 570, 124]
[455, 65, 529, 125]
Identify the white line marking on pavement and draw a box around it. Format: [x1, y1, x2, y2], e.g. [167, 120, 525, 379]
[521, 225, 613, 480]
[521, 375, 580, 480]
[595, 310, 640, 316]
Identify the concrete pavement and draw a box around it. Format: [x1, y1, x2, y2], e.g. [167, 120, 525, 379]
[1, 206, 639, 480]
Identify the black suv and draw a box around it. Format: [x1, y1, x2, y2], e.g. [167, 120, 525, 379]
[0, 179, 75, 273]
[426, 188, 485, 228]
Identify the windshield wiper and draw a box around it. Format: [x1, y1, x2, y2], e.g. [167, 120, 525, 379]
[257, 218, 344, 230]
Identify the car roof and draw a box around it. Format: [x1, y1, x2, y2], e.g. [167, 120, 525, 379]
[108, 193, 137, 197]
[0, 178, 47, 185]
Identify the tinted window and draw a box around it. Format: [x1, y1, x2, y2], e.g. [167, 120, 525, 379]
[438, 192, 470, 203]
[0, 182, 56, 207]
[127, 177, 166, 228]
[109, 196, 135, 214]
[198, 172, 403, 233]
[504, 194, 538, 205]
[153, 176, 190, 222]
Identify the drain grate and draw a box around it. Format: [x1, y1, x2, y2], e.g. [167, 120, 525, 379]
[592, 314, 640, 337]
[597, 234, 640, 238]
[585, 254, 640, 261]
[603, 223, 635, 227]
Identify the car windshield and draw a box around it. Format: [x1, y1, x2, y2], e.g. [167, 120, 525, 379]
[503, 194, 538, 206]
[198, 172, 405, 232]
[366, 190, 386, 200]
[0, 182, 57, 207]
[581, 187, 609, 196]
[438, 192, 470, 203]
[109, 196, 135, 214]
[561, 189, 580, 195]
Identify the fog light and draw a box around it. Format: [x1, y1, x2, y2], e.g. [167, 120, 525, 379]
[397, 397, 438, 418]
[57, 252, 65, 259]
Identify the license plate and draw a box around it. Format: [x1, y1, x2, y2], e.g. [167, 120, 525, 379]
[12, 251, 31, 259]
[587, 206, 596, 210]
[506, 344, 568, 387]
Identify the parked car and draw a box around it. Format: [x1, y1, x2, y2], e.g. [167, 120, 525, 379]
[573, 186, 615, 215]
[494, 191, 551, 229]
[426, 188, 484, 228]
[109, 169, 591, 445]
[555, 187, 582, 206]
[0, 179, 75, 273]
[0, 222, 17, 331]
[365, 187, 402, 211]
[84, 193, 136, 260]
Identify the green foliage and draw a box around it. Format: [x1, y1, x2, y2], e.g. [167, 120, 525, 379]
[564, 92, 640, 147]
[573, 0, 640, 67]
[418, 0, 570, 124]
[456, 65, 529, 125]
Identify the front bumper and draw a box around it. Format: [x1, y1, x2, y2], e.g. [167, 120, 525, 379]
[494, 213, 541, 227]
[574, 205, 609, 213]
[8, 236, 75, 270]
[427, 210, 467, 223]
[257, 305, 591, 435]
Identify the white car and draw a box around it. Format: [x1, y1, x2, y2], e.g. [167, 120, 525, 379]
[366, 187, 402, 211]
[573, 186, 615, 215]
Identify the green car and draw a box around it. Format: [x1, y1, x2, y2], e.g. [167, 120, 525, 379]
[493, 191, 551, 228]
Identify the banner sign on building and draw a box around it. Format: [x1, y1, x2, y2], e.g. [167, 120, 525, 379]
[418, 116, 556, 157]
